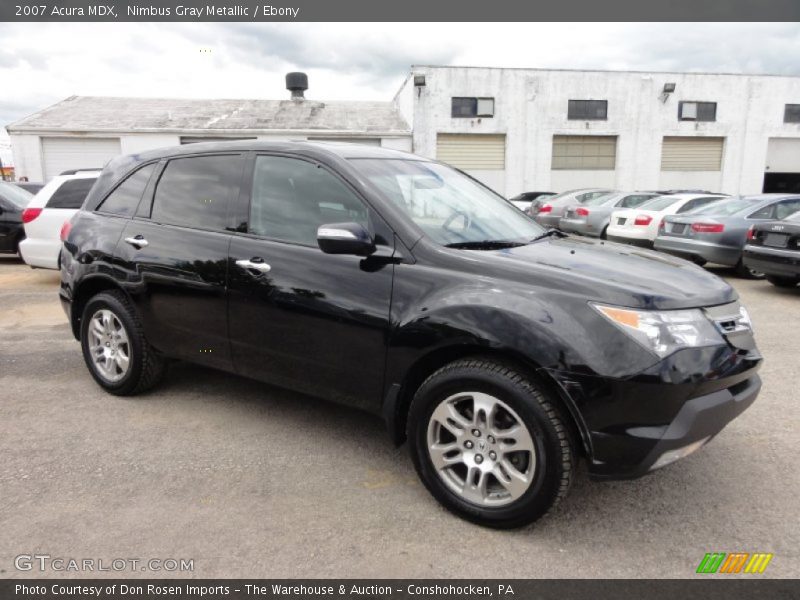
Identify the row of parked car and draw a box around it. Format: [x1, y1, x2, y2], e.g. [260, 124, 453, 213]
[518, 188, 800, 288]
[0, 170, 99, 268]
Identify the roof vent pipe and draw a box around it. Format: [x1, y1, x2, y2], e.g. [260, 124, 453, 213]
[286, 72, 308, 100]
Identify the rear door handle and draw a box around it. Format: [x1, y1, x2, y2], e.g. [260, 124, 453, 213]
[236, 258, 271, 273]
[124, 235, 148, 249]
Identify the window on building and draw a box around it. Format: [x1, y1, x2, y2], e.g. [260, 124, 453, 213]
[784, 104, 800, 123]
[679, 101, 717, 122]
[249, 156, 370, 246]
[45, 177, 97, 209]
[151, 154, 240, 230]
[451, 97, 495, 118]
[567, 100, 608, 120]
[551, 135, 617, 170]
[96, 163, 156, 217]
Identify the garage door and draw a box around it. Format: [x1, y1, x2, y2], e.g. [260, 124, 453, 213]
[436, 134, 506, 170]
[42, 137, 121, 180]
[661, 137, 724, 171]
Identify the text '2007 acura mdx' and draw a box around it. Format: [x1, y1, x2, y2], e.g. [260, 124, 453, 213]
[60, 142, 762, 528]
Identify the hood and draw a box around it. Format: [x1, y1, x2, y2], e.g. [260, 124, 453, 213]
[469, 235, 736, 310]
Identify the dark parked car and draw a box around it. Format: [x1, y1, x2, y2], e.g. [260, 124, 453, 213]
[0, 181, 33, 255]
[60, 142, 762, 528]
[655, 195, 800, 278]
[743, 211, 800, 288]
[13, 181, 45, 194]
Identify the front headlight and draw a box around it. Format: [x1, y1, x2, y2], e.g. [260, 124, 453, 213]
[592, 303, 724, 358]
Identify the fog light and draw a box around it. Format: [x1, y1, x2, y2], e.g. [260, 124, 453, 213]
[650, 437, 710, 471]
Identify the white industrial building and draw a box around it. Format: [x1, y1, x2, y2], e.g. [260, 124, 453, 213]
[6, 67, 800, 196]
[395, 66, 800, 196]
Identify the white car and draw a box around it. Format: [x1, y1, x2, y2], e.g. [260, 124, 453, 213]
[606, 193, 727, 248]
[19, 171, 100, 269]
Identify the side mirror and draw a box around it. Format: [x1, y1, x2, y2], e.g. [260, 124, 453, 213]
[317, 222, 376, 256]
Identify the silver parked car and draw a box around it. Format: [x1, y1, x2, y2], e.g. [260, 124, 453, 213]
[559, 192, 660, 238]
[654, 194, 800, 277]
[532, 188, 615, 228]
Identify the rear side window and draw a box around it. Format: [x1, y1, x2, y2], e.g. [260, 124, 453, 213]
[46, 178, 97, 209]
[151, 155, 240, 230]
[97, 164, 156, 217]
[618, 194, 656, 208]
[775, 199, 800, 220]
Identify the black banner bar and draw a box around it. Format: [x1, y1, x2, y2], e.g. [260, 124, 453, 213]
[1, 0, 800, 22]
[1, 580, 799, 600]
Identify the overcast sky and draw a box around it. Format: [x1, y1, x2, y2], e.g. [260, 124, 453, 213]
[2, 22, 800, 165]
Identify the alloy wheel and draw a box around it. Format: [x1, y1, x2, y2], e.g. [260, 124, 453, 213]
[426, 391, 537, 507]
[88, 309, 131, 382]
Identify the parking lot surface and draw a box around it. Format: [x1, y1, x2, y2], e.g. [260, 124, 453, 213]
[1, 256, 798, 578]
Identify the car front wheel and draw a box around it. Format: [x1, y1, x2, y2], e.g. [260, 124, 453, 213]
[80, 290, 166, 395]
[408, 358, 574, 529]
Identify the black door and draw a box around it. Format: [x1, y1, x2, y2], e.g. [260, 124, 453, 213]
[115, 153, 245, 370]
[227, 154, 395, 411]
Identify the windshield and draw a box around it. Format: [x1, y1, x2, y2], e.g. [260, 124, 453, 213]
[687, 197, 759, 216]
[0, 182, 34, 209]
[351, 159, 544, 246]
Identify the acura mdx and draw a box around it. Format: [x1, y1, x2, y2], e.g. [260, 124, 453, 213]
[60, 142, 762, 528]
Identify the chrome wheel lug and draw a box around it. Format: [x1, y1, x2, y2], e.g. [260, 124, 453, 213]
[472, 429, 481, 437]
[464, 440, 474, 449]
[489, 451, 497, 460]
[488, 435, 495, 444]
[475, 454, 484, 464]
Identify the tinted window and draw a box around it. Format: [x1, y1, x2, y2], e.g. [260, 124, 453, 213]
[784, 104, 800, 124]
[618, 194, 657, 208]
[46, 178, 97, 209]
[151, 155, 239, 230]
[775, 199, 800, 220]
[97, 164, 156, 217]
[568, 100, 608, 120]
[748, 204, 776, 219]
[250, 156, 369, 245]
[690, 197, 757, 216]
[678, 197, 724, 213]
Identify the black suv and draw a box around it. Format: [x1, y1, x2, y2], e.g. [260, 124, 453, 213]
[61, 142, 762, 528]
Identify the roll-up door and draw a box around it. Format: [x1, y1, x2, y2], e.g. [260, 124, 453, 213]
[436, 134, 506, 170]
[42, 137, 121, 180]
[661, 137, 724, 171]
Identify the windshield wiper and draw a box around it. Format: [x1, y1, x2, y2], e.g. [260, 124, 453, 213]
[445, 240, 527, 250]
[529, 228, 568, 243]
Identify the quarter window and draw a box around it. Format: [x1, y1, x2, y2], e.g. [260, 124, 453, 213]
[679, 101, 717, 122]
[97, 163, 156, 217]
[451, 97, 495, 118]
[567, 100, 608, 120]
[151, 155, 240, 230]
[249, 156, 369, 246]
[46, 178, 97, 209]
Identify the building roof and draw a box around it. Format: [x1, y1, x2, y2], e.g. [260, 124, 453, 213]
[6, 95, 411, 135]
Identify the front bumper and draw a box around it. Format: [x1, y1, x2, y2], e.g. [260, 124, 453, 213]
[743, 245, 800, 278]
[654, 236, 740, 266]
[545, 343, 762, 480]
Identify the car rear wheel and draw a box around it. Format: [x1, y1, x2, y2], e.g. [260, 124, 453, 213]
[735, 259, 765, 279]
[408, 358, 574, 529]
[80, 290, 166, 395]
[765, 275, 799, 288]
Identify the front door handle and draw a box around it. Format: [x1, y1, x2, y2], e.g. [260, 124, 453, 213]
[236, 258, 271, 273]
[124, 235, 148, 249]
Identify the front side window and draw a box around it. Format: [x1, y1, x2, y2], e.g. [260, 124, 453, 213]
[249, 156, 369, 246]
[46, 178, 97, 209]
[351, 159, 543, 247]
[97, 163, 156, 217]
[568, 100, 607, 120]
[151, 155, 239, 230]
[679, 101, 717, 122]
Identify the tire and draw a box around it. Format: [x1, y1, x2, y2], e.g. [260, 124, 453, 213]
[407, 358, 574, 529]
[80, 290, 166, 395]
[766, 275, 799, 288]
[600, 225, 608, 240]
[735, 259, 765, 280]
